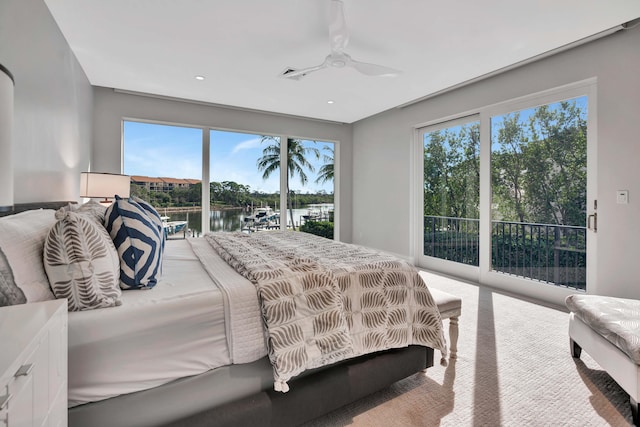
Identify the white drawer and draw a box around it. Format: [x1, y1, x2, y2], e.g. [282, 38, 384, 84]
[0, 301, 67, 427]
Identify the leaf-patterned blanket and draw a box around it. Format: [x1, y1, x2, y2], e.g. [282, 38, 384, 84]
[204, 230, 447, 392]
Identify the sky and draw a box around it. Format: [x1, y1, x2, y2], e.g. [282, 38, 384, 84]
[123, 122, 334, 194]
[423, 95, 588, 152]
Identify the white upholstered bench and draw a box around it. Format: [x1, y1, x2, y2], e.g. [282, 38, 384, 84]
[566, 294, 640, 425]
[430, 287, 462, 359]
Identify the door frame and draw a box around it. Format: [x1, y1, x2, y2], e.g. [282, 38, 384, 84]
[413, 78, 597, 306]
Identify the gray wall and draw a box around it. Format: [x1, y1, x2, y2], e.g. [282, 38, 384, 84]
[0, 0, 92, 203]
[91, 88, 353, 241]
[4, 0, 637, 303]
[352, 27, 640, 301]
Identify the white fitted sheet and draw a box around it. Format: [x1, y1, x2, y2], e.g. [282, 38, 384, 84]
[67, 239, 231, 407]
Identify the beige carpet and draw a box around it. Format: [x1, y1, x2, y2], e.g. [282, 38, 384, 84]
[303, 270, 632, 427]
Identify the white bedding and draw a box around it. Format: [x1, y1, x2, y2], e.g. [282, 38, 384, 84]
[67, 233, 441, 407]
[68, 239, 235, 407]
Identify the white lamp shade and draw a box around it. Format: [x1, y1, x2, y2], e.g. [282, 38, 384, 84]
[0, 64, 14, 212]
[80, 172, 131, 199]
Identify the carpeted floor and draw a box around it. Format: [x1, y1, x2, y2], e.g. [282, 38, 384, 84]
[303, 270, 632, 427]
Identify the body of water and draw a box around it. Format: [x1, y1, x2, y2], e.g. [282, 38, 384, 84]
[165, 207, 328, 235]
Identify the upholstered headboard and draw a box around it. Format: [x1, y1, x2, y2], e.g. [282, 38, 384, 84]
[0, 201, 77, 217]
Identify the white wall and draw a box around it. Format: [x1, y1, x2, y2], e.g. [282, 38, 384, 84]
[352, 27, 640, 301]
[91, 88, 353, 241]
[0, 0, 92, 204]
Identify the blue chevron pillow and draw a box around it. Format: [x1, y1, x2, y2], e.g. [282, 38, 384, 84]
[130, 195, 165, 261]
[104, 196, 162, 289]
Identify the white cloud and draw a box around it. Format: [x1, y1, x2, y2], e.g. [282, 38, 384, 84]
[230, 137, 263, 155]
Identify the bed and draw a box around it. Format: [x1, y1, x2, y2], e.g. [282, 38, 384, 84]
[0, 202, 446, 427]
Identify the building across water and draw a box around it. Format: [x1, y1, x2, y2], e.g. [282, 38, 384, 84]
[131, 175, 201, 194]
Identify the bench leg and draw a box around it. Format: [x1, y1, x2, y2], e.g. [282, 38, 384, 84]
[570, 338, 582, 358]
[631, 397, 639, 426]
[449, 316, 459, 359]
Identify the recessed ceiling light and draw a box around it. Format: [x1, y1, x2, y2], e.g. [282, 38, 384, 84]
[195, 75, 205, 81]
[327, 100, 335, 104]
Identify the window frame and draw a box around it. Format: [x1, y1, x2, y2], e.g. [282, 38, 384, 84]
[121, 119, 340, 240]
[413, 78, 597, 303]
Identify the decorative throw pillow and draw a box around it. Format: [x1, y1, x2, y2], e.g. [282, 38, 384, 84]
[0, 209, 57, 302]
[44, 210, 122, 311]
[104, 196, 162, 289]
[56, 200, 108, 225]
[75, 200, 108, 224]
[0, 248, 26, 307]
[130, 195, 165, 266]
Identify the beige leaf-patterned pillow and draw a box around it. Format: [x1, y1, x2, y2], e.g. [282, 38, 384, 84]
[44, 209, 122, 311]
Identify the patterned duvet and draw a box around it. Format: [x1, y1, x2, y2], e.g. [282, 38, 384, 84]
[204, 231, 447, 392]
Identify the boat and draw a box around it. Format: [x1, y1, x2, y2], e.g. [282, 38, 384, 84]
[161, 216, 188, 237]
[243, 206, 280, 230]
[301, 203, 334, 223]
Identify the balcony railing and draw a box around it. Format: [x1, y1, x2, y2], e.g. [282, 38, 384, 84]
[424, 216, 586, 290]
[424, 216, 480, 266]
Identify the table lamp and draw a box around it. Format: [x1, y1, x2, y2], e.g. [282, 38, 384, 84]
[80, 172, 130, 205]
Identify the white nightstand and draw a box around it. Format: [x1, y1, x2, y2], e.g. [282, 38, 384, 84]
[0, 300, 68, 427]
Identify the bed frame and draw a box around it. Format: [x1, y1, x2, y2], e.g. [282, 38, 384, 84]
[69, 346, 433, 427]
[3, 202, 437, 426]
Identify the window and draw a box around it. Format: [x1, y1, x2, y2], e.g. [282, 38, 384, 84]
[490, 97, 587, 289]
[421, 118, 480, 266]
[210, 130, 281, 233]
[123, 120, 202, 213]
[284, 138, 335, 238]
[123, 121, 338, 239]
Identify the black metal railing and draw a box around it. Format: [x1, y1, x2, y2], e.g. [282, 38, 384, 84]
[424, 216, 480, 266]
[423, 216, 586, 290]
[492, 220, 586, 290]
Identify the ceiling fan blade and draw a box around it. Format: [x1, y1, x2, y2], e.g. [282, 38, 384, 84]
[280, 62, 328, 79]
[329, 0, 349, 53]
[349, 59, 402, 77]
[281, 0, 400, 80]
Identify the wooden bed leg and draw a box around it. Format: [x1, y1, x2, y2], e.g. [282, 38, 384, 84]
[449, 316, 459, 359]
[570, 338, 582, 358]
[631, 397, 639, 426]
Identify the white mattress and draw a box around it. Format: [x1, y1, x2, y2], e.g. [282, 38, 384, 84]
[67, 239, 231, 407]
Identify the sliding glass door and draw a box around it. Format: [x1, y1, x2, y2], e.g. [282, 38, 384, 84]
[420, 116, 480, 268]
[416, 81, 596, 298]
[490, 96, 588, 290]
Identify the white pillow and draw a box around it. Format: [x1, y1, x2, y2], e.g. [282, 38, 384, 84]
[56, 200, 108, 225]
[44, 210, 121, 311]
[0, 209, 57, 302]
[75, 200, 108, 224]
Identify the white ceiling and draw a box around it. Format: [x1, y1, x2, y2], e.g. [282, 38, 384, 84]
[44, 0, 640, 124]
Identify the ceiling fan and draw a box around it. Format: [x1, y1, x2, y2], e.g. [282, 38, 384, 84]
[280, 0, 401, 80]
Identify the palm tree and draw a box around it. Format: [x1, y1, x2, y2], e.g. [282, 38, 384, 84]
[315, 145, 334, 185]
[257, 136, 320, 230]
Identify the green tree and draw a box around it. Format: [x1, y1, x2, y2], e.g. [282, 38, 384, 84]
[129, 183, 150, 201]
[423, 123, 479, 219]
[491, 112, 528, 222]
[257, 137, 320, 230]
[523, 101, 587, 226]
[210, 182, 223, 206]
[315, 145, 334, 185]
[491, 99, 587, 226]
